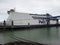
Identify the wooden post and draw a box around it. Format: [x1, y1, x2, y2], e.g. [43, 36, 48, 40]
[4, 20, 6, 26]
[47, 19, 50, 25]
[56, 19, 59, 24]
[43, 18, 45, 24]
[11, 20, 14, 29]
[39, 20, 40, 23]
[28, 22, 30, 26]
[12, 20, 13, 26]
[3, 20, 6, 30]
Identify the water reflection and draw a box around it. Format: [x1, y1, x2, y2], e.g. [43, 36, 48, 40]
[0, 27, 60, 45]
[56, 27, 59, 38]
[46, 27, 50, 38]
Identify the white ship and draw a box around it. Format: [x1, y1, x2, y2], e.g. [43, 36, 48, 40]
[5, 9, 57, 26]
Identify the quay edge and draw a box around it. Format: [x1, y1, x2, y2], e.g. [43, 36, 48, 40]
[0, 24, 60, 30]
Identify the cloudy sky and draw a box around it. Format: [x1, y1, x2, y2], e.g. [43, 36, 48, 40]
[0, 0, 60, 21]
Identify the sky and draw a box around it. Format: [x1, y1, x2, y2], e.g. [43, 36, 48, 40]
[0, 0, 60, 21]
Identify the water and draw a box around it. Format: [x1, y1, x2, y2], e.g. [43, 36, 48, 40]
[0, 27, 60, 45]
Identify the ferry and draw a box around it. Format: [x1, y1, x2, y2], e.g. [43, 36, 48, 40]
[6, 9, 58, 25]
[0, 9, 60, 29]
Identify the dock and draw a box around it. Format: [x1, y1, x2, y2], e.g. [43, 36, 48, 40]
[0, 18, 60, 30]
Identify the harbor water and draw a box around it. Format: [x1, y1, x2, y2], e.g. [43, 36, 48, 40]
[0, 27, 60, 45]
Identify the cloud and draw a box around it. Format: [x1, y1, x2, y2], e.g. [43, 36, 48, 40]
[0, 0, 60, 21]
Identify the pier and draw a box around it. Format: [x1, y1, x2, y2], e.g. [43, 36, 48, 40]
[0, 19, 60, 30]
